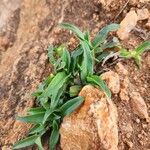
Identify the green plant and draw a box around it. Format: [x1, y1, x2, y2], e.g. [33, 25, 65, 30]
[120, 41, 150, 67]
[13, 22, 124, 150]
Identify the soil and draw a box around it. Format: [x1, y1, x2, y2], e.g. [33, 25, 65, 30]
[0, 0, 149, 150]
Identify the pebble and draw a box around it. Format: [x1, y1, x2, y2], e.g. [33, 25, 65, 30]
[117, 10, 138, 40]
[138, 134, 142, 138]
[135, 118, 140, 124]
[137, 8, 149, 20]
[126, 140, 133, 148]
[126, 133, 132, 138]
[139, 140, 144, 146]
[142, 124, 147, 129]
[141, 130, 147, 136]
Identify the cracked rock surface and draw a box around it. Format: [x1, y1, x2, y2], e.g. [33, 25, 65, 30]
[0, 0, 149, 149]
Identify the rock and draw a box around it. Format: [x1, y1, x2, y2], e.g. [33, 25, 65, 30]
[119, 77, 130, 101]
[145, 19, 150, 29]
[137, 8, 149, 20]
[135, 118, 140, 124]
[101, 71, 120, 94]
[129, 91, 150, 122]
[115, 62, 128, 76]
[126, 140, 133, 148]
[129, 0, 138, 6]
[139, 0, 149, 2]
[117, 10, 138, 40]
[60, 85, 118, 150]
[142, 124, 147, 129]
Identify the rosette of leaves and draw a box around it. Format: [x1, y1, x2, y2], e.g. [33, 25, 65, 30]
[13, 23, 120, 150]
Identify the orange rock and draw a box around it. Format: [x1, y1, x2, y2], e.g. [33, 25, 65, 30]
[60, 85, 118, 150]
[129, 91, 150, 122]
[101, 71, 120, 94]
[137, 8, 149, 21]
[117, 10, 138, 40]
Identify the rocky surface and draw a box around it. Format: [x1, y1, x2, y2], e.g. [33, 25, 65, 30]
[0, 0, 149, 149]
[60, 85, 118, 150]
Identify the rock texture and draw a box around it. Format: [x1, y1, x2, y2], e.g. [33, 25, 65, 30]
[60, 85, 118, 150]
[0, 0, 150, 149]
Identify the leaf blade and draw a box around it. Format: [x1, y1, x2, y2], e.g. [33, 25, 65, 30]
[13, 135, 38, 149]
[59, 96, 84, 117]
[87, 75, 111, 98]
[92, 24, 120, 48]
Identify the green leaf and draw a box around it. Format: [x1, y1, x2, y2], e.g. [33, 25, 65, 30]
[35, 136, 44, 150]
[31, 74, 54, 97]
[29, 124, 45, 135]
[55, 45, 65, 56]
[43, 109, 54, 124]
[102, 37, 120, 50]
[135, 55, 142, 68]
[96, 51, 110, 62]
[120, 49, 133, 58]
[16, 113, 45, 124]
[80, 41, 94, 81]
[135, 41, 150, 54]
[48, 45, 56, 65]
[70, 47, 83, 73]
[59, 96, 84, 117]
[28, 107, 45, 115]
[51, 83, 67, 108]
[13, 135, 38, 149]
[92, 24, 120, 48]
[60, 23, 85, 40]
[49, 121, 59, 150]
[69, 85, 82, 97]
[87, 75, 111, 98]
[42, 71, 68, 98]
[61, 48, 71, 71]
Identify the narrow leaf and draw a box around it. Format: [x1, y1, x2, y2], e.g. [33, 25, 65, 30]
[81, 41, 94, 81]
[59, 96, 84, 117]
[13, 135, 38, 149]
[48, 45, 56, 65]
[29, 124, 45, 135]
[92, 24, 120, 48]
[28, 107, 45, 115]
[49, 121, 59, 150]
[42, 71, 68, 97]
[60, 23, 85, 40]
[16, 113, 45, 124]
[35, 136, 44, 150]
[135, 41, 150, 54]
[43, 109, 54, 124]
[61, 48, 71, 71]
[87, 75, 111, 98]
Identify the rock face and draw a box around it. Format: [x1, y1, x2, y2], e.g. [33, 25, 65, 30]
[60, 85, 118, 150]
[0, 0, 150, 149]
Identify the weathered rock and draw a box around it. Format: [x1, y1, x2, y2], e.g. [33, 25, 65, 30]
[137, 8, 149, 21]
[101, 71, 120, 94]
[129, 91, 150, 122]
[145, 19, 150, 29]
[60, 85, 118, 150]
[117, 10, 138, 40]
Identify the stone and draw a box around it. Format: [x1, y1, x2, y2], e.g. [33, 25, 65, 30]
[145, 19, 150, 29]
[135, 118, 140, 124]
[117, 10, 138, 40]
[60, 85, 118, 150]
[129, 91, 150, 122]
[137, 8, 149, 20]
[101, 71, 120, 94]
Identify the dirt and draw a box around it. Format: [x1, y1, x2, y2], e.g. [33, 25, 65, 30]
[0, 0, 149, 149]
